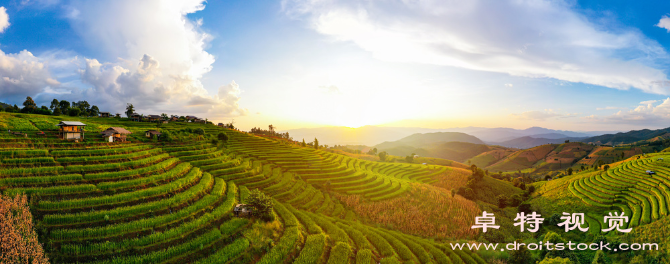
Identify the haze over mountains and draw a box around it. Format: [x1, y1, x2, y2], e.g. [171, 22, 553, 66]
[283, 125, 613, 146]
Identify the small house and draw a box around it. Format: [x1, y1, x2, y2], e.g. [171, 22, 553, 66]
[130, 113, 142, 122]
[646, 170, 656, 175]
[170, 116, 179, 122]
[147, 115, 161, 122]
[101, 127, 132, 142]
[145, 130, 162, 138]
[658, 158, 664, 161]
[233, 204, 253, 217]
[99, 112, 110, 118]
[115, 113, 121, 118]
[194, 118, 206, 124]
[56, 121, 86, 140]
[218, 123, 224, 127]
[185, 116, 198, 122]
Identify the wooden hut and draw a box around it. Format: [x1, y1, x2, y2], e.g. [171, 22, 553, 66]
[56, 121, 86, 140]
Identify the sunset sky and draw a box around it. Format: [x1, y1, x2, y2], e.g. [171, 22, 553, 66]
[2, 0, 670, 131]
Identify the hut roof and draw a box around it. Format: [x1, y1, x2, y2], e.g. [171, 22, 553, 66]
[56, 121, 87, 126]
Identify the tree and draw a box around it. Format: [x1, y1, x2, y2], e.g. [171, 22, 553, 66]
[50, 99, 59, 110]
[90, 105, 100, 116]
[161, 113, 168, 120]
[75, 100, 90, 113]
[22, 96, 37, 112]
[567, 168, 573, 175]
[603, 164, 610, 171]
[378, 151, 387, 162]
[218, 132, 228, 143]
[247, 189, 274, 221]
[125, 103, 135, 118]
[497, 195, 508, 208]
[509, 239, 533, 264]
[194, 128, 205, 135]
[160, 130, 173, 142]
[314, 137, 319, 149]
[68, 108, 81, 117]
[268, 124, 274, 135]
[53, 107, 62, 116]
[517, 202, 532, 214]
[591, 250, 608, 264]
[59, 100, 70, 111]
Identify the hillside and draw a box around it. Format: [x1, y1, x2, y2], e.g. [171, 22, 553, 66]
[494, 136, 586, 149]
[0, 112, 500, 264]
[581, 127, 670, 145]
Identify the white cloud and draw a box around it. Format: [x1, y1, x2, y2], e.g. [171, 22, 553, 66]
[504, 83, 513, 87]
[510, 109, 567, 121]
[59, 0, 246, 117]
[584, 98, 670, 125]
[283, 0, 670, 94]
[657, 15, 670, 32]
[0, 7, 9, 33]
[0, 49, 60, 102]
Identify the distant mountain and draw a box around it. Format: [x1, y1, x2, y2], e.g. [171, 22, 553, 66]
[374, 132, 488, 162]
[375, 132, 484, 150]
[280, 126, 449, 146]
[495, 136, 586, 149]
[443, 126, 602, 142]
[581, 127, 670, 145]
[282, 125, 612, 146]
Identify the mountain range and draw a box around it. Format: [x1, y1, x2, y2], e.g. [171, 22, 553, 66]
[282, 125, 613, 146]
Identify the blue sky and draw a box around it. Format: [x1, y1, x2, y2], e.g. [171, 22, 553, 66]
[1, 0, 670, 131]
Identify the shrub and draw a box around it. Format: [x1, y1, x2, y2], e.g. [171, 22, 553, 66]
[248, 189, 274, 221]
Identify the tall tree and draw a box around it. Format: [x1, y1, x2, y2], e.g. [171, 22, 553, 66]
[314, 137, 319, 149]
[22, 96, 37, 112]
[59, 100, 70, 111]
[50, 99, 59, 110]
[90, 105, 100, 116]
[125, 103, 135, 118]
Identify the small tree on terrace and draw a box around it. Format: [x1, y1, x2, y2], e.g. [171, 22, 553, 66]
[378, 151, 387, 162]
[301, 139, 306, 147]
[125, 103, 135, 118]
[247, 189, 274, 221]
[314, 138, 319, 149]
[218, 132, 228, 144]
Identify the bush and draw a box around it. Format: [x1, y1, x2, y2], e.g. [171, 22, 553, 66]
[517, 202, 532, 214]
[68, 108, 81, 116]
[248, 189, 274, 221]
[497, 194, 508, 208]
[218, 132, 229, 143]
[194, 128, 205, 135]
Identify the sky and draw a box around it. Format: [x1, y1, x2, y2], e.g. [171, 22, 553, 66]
[1, 0, 670, 132]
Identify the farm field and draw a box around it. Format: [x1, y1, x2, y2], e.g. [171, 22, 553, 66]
[5, 112, 670, 263]
[0, 113, 488, 263]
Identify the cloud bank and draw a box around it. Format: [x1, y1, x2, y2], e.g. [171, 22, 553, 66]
[283, 0, 670, 94]
[0, 1, 246, 118]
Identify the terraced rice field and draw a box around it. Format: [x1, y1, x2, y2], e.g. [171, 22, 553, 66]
[0, 115, 486, 263]
[567, 154, 670, 229]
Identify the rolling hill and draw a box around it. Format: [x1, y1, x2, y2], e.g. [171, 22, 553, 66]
[581, 127, 670, 145]
[494, 136, 586, 149]
[0, 112, 501, 264]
